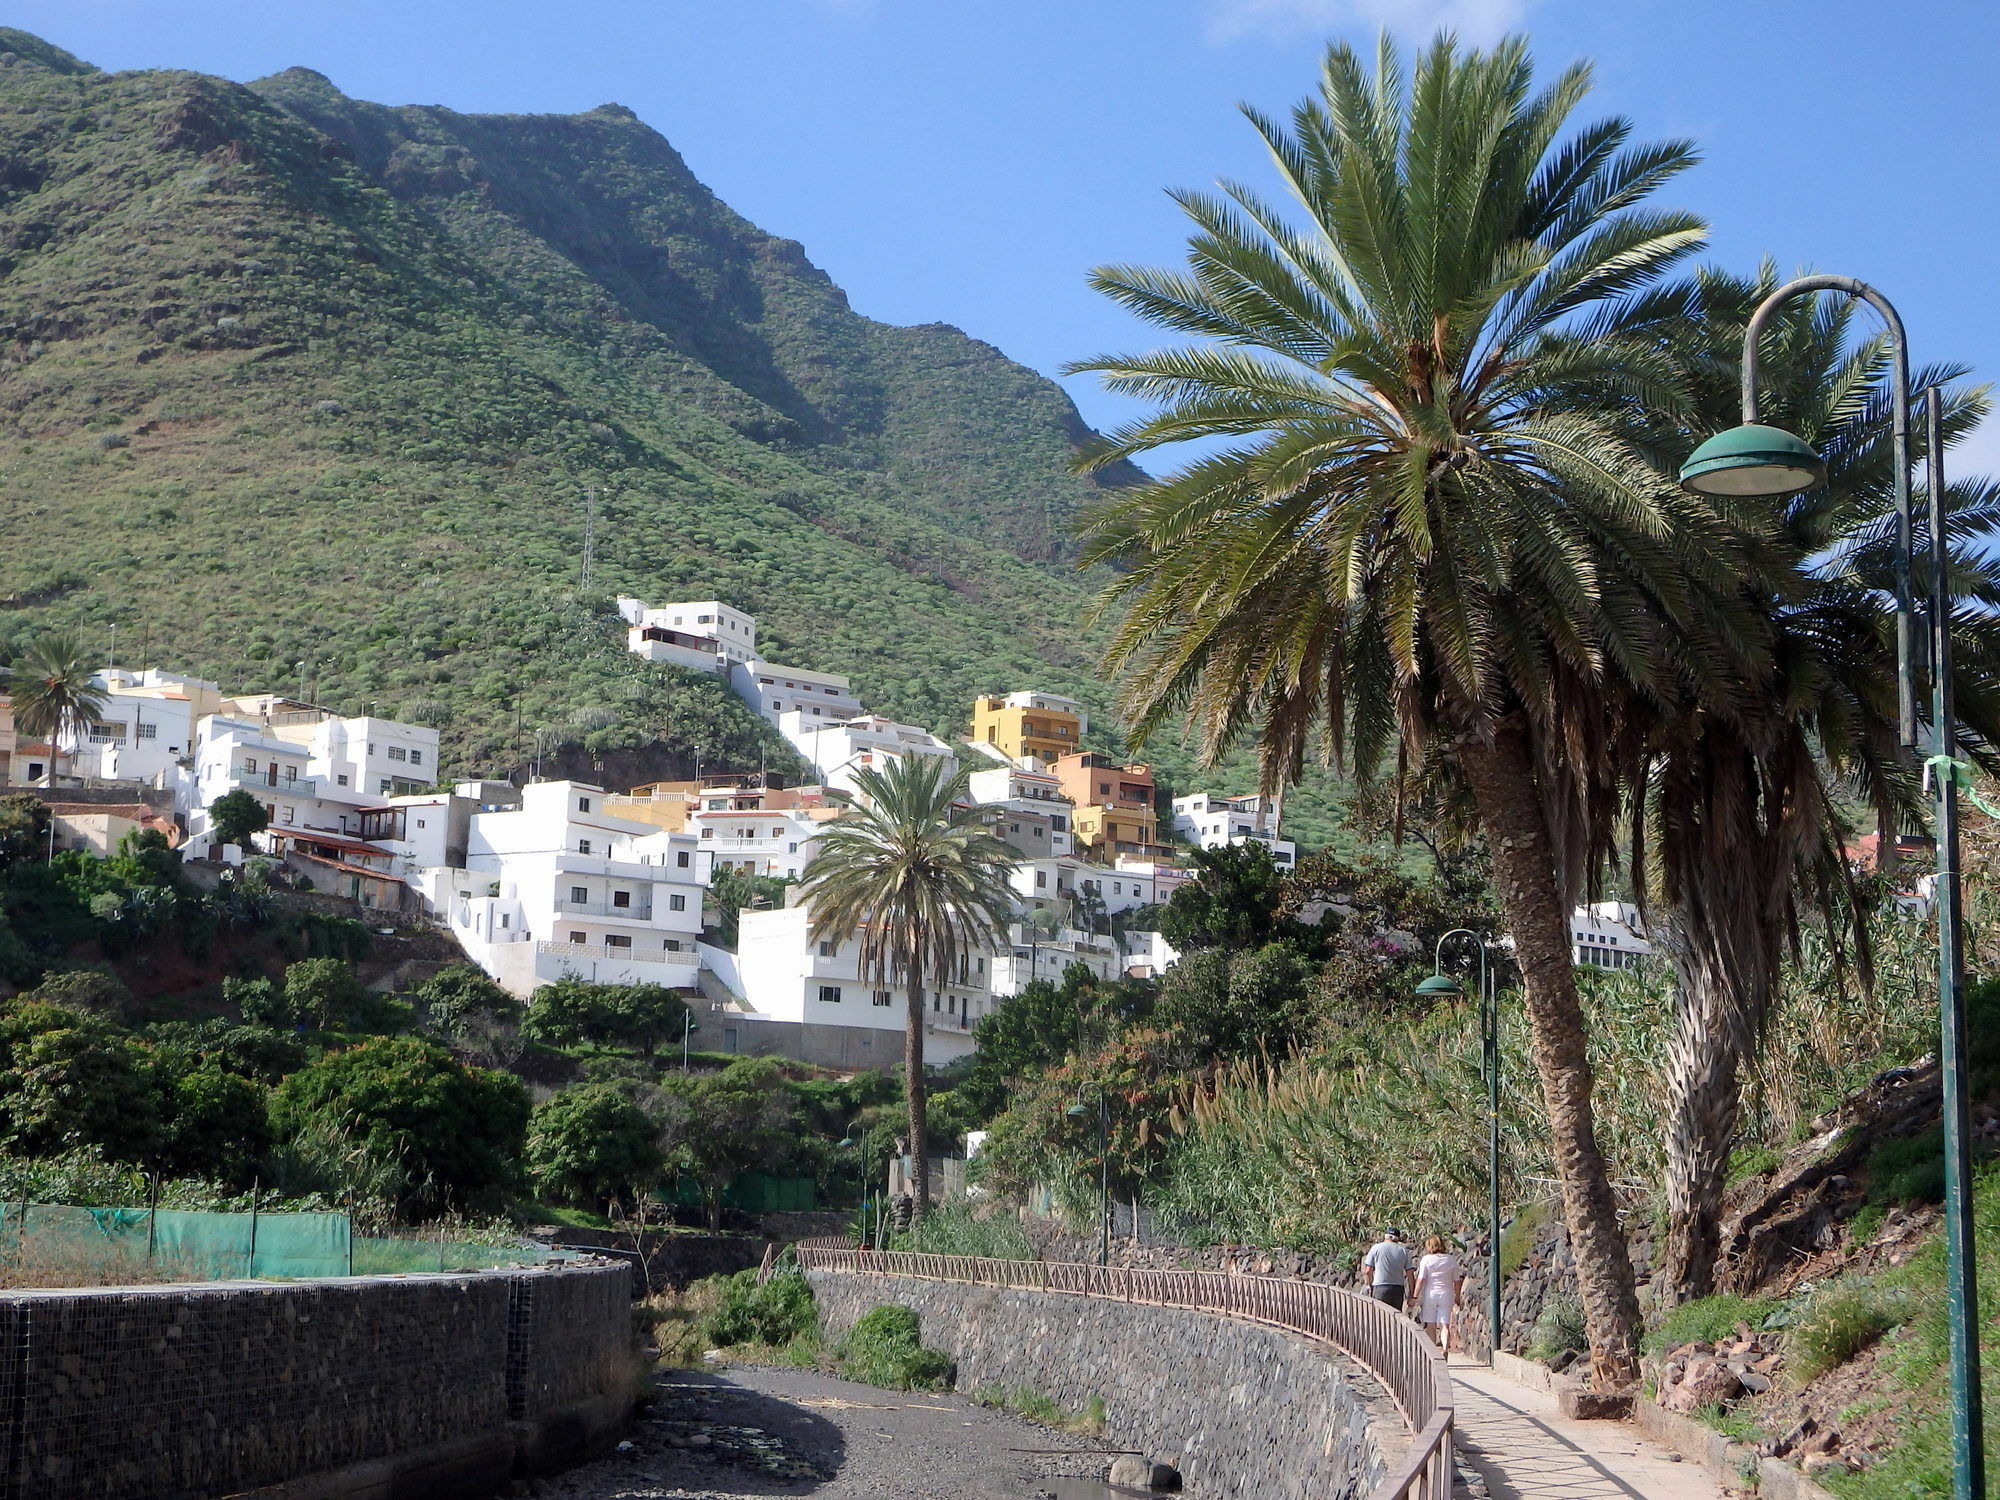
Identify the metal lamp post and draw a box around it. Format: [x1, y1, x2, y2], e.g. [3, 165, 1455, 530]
[681, 1011, 700, 1074]
[1416, 928, 1499, 1363]
[837, 1136, 865, 1246]
[1066, 1097, 1110, 1268]
[1679, 275, 1982, 1500]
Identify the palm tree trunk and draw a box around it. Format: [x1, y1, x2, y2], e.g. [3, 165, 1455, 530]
[1660, 944, 1748, 1302]
[905, 951, 930, 1221]
[1459, 717, 1641, 1388]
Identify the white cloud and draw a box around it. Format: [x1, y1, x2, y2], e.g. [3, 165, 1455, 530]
[1207, 0, 1536, 45]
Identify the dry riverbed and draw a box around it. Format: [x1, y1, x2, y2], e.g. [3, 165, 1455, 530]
[534, 1364, 1141, 1500]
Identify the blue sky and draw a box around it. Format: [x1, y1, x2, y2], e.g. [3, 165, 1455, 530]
[18, 0, 2000, 473]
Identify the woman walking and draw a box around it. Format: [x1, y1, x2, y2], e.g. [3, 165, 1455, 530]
[1413, 1236, 1465, 1353]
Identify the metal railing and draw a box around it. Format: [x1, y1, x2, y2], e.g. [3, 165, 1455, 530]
[793, 1240, 1453, 1500]
[534, 940, 695, 968]
[554, 897, 656, 920]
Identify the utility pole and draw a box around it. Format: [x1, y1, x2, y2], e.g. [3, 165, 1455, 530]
[580, 487, 598, 595]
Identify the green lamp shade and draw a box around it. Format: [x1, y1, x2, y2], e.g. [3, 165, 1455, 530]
[1678, 423, 1827, 498]
[1066, 1103, 1091, 1118]
[1414, 973, 1463, 998]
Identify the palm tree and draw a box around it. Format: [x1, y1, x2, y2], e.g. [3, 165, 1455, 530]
[6, 632, 109, 778]
[1068, 34, 1756, 1384]
[800, 755, 1019, 1215]
[1620, 268, 2000, 1299]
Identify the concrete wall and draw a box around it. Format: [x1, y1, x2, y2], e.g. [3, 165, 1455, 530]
[808, 1270, 1397, 1500]
[0, 1263, 637, 1500]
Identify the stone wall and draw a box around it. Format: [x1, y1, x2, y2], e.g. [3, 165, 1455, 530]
[0, 1263, 638, 1500]
[808, 1269, 1399, 1499]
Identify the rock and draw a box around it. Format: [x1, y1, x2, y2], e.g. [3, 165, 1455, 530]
[1739, 1371, 1772, 1394]
[1661, 1358, 1744, 1415]
[1803, 1454, 1851, 1478]
[1107, 1455, 1182, 1490]
[1559, 1387, 1633, 1420]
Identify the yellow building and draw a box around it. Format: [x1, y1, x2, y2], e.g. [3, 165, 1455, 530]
[1070, 803, 1165, 857]
[970, 691, 1087, 764]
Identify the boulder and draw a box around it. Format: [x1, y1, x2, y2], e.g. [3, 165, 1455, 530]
[1108, 1455, 1183, 1491]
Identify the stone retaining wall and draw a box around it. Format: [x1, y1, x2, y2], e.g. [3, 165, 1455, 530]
[808, 1269, 1398, 1499]
[0, 1263, 638, 1500]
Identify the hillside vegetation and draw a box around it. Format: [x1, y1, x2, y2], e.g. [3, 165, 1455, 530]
[0, 35, 1314, 799]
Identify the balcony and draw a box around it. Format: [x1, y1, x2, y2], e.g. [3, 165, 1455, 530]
[554, 897, 654, 920]
[536, 940, 696, 970]
[227, 767, 316, 795]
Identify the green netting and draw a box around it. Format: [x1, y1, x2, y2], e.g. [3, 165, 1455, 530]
[0, 1204, 351, 1279]
[667, 1173, 817, 1212]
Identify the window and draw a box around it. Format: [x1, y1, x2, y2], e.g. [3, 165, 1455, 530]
[499, 914, 510, 929]
[284, 766, 298, 784]
[1034, 826, 1045, 838]
[612, 890, 631, 909]
[668, 894, 687, 912]
[676, 851, 691, 868]
[577, 796, 591, 812]
[337, 774, 350, 787]
[569, 931, 586, 944]
[368, 743, 376, 755]
[137, 722, 157, 741]
[570, 886, 589, 904]
[932, 995, 941, 1012]
[872, 990, 892, 1007]
[787, 842, 798, 854]
[605, 933, 631, 950]
[409, 749, 422, 766]
[388, 746, 408, 762]
[415, 818, 427, 829]
[948, 995, 957, 1015]
[818, 985, 841, 1003]
[378, 779, 392, 794]
[698, 614, 712, 623]
[577, 839, 592, 855]
[664, 939, 682, 952]
[818, 940, 835, 957]
[280, 806, 294, 825]
[701, 828, 713, 838]
[244, 758, 258, 774]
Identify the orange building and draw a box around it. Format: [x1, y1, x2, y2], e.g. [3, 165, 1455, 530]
[1053, 752, 1169, 858]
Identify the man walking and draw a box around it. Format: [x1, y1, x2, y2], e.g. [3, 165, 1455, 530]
[1362, 1227, 1413, 1311]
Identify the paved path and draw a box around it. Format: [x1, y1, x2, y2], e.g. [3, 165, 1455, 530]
[1449, 1357, 1726, 1500]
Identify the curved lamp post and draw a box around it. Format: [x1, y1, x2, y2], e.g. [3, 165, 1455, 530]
[1417, 929, 1499, 1362]
[1066, 1097, 1110, 1268]
[1679, 275, 1981, 1500]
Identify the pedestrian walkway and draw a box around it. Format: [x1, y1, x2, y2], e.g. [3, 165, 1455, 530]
[1449, 1356, 1725, 1500]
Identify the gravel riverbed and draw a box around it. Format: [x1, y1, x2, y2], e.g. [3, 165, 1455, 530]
[535, 1364, 1139, 1500]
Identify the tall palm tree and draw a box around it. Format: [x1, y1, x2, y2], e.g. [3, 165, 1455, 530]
[1068, 34, 1757, 1384]
[1619, 268, 2000, 1299]
[800, 755, 1019, 1215]
[6, 632, 109, 777]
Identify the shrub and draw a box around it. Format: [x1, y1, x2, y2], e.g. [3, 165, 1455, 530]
[1786, 1281, 1908, 1385]
[1725, 1144, 1783, 1184]
[836, 1304, 953, 1391]
[1526, 1294, 1588, 1362]
[700, 1266, 818, 1349]
[526, 1084, 661, 1208]
[889, 1202, 1033, 1260]
[1642, 1293, 1776, 1355]
[1866, 1128, 1947, 1206]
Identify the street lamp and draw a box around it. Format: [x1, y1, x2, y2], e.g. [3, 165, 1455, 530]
[1066, 1097, 1110, 1268]
[1416, 929, 1499, 1364]
[1679, 274, 1982, 1500]
[837, 1136, 866, 1247]
[681, 1011, 700, 1074]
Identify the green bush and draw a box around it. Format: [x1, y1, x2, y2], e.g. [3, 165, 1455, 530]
[1642, 1293, 1776, 1355]
[1865, 1128, 1947, 1206]
[700, 1267, 818, 1349]
[836, 1304, 953, 1391]
[1786, 1281, 1908, 1385]
[1725, 1144, 1783, 1184]
[889, 1202, 1033, 1260]
[1526, 1294, 1588, 1362]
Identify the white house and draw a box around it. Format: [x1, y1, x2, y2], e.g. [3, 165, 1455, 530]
[617, 598, 759, 665]
[691, 792, 838, 882]
[1170, 792, 1298, 867]
[991, 921, 1121, 996]
[446, 780, 705, 997]
[250, 705, 441, 801]
[1571, 901, 1653, 970]
[728, 900, 990, 1066]
[181, 716, 375, 855]
[729, 659, 864, 729]
[72, 668, 221, 786]
[784, 713, 954, 799]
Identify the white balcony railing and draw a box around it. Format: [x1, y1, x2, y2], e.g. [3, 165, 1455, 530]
[536, 940, 696, 969]
[554, 897, 655, 920]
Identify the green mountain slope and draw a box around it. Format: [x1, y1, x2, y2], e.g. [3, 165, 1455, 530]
[0, 32, 1365, 849]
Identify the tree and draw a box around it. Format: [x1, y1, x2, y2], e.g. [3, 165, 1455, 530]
[707, 866, 792, 946]
[1068, 35, 1745, 1383]
[526, 1084, 662, 1209]
[800, 755, 1018, 1215]
[271, 1036, 529, 1215]
[961, 965, 1157, 1122]
[417, 964, 522, 1035]
[147, 1051, 272, 1184]
[1158, 843, 1291, 952]
[645, 1058, 802, 1229]
[0, 795, 48, 867]
[522, 978, 688, 1059]
[1151, 943, 1316, 1066]
[1624, 268, 2000, 1300]
[208, 788, 269, 852]
[0, 1001, 160, 1163]
[5, 632, 108, 774]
